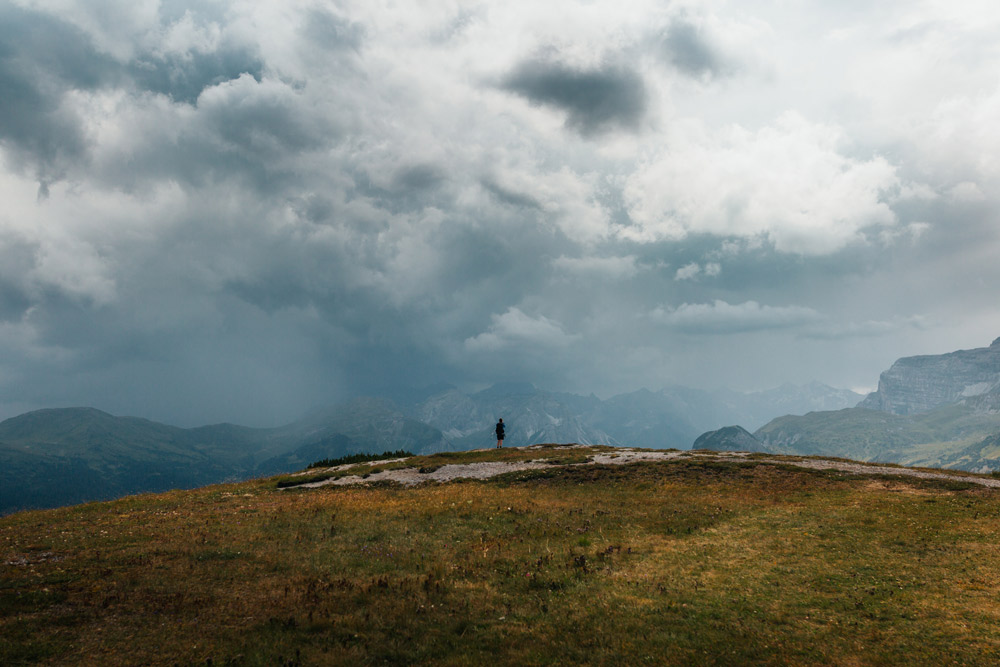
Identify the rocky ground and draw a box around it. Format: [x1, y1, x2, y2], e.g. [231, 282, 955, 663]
[291, 445, 1000, 490]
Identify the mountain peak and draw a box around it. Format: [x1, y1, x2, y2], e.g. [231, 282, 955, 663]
[0, 407, 118, 435]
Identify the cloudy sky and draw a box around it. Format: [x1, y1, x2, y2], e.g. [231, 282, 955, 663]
[2, 0, 999, 427]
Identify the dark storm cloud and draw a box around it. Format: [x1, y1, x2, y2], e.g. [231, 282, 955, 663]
[392, 164, 445, 192]
[202, 81, 323, 157]
[661, 19, 731, 79]
[500, 57, 648, 135]
[6, 285, 343, 427]
[385, 164, 450, 211]
[95, 73, 343, 197]
[480, 177, 543, 210]
[128, 47, 264, 105]
[0, 232, 38, 321]
[349, 163, 450, 214]
[211, 197, 570, 400]
[218, 226, 375, 318]
[0, 5, 115, 183]
[2, 0, 998, 427]
[0, 4, 310, 195]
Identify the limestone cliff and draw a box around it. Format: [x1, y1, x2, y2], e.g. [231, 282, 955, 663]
[859, 337, 1000, 415]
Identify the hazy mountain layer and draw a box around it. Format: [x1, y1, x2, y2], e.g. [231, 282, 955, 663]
[414, 384, 615, 450]
[410, 382, 861, 451]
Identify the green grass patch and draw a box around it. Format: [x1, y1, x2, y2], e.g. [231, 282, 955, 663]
[273, 472, 338, 488]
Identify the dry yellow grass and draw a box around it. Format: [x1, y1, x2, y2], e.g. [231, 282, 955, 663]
[3, 449, 1000, 665]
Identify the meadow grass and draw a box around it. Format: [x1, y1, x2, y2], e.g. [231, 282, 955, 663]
[3, 449, 1000, 665]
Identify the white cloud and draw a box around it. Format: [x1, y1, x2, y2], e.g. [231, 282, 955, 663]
[465, 307, 580, 352]
[919, 87, 1000, 185]
[484, 164, 610, 243]
[621, 112, 902, 254]
[158, 9, 222, 56]
[673, 261, 720, 281]
[0, 171, 127, 306]
[674, 262, 701, 281]
[948, 181, 985, 202]
[652, 300, 823, 334]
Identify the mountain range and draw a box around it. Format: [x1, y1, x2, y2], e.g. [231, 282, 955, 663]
[13, 334, 1000, 515]
[698, 337, 1000, 472]
[1, 381, 861, 514]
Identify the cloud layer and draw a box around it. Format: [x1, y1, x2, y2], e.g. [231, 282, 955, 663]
[501, 57, 648, 135]
[1, 0, 999, 425]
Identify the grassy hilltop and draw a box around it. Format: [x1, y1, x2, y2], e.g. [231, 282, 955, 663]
[3, 446, 1000, 665]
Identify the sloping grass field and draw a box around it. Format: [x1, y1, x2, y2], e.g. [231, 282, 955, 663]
[3, 446, 1000, 665]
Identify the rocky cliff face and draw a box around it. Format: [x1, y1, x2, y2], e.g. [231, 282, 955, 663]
[859, 338, 1000, 415]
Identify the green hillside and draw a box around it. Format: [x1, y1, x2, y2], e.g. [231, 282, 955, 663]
[0, 403, 450, 514]
[755, 403, 1000, 471]
[931, 432, 1000, 472]
[0, 409, 250, 514]
[755, 408, 936, 459]
[4, 446, 1000, 665]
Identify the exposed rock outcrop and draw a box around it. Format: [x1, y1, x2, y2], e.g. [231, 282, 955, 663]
[858, 338, 1000, 415]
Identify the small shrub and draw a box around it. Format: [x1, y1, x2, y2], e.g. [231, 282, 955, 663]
[193, 548, 243, 562]
[308, 450, 414, 469]
[275, 473, 337, 488]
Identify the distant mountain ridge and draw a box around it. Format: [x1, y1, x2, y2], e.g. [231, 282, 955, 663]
[409, 382, 862, 451]
[1, 381, 862, 514]
[0, 408, 250, 514]
[0, 401, 449, 514]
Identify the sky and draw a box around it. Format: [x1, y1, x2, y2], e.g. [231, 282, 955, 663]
[1, 0, 999, 427]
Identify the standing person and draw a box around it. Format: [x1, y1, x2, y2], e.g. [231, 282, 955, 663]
[495, 418, 505, 449]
